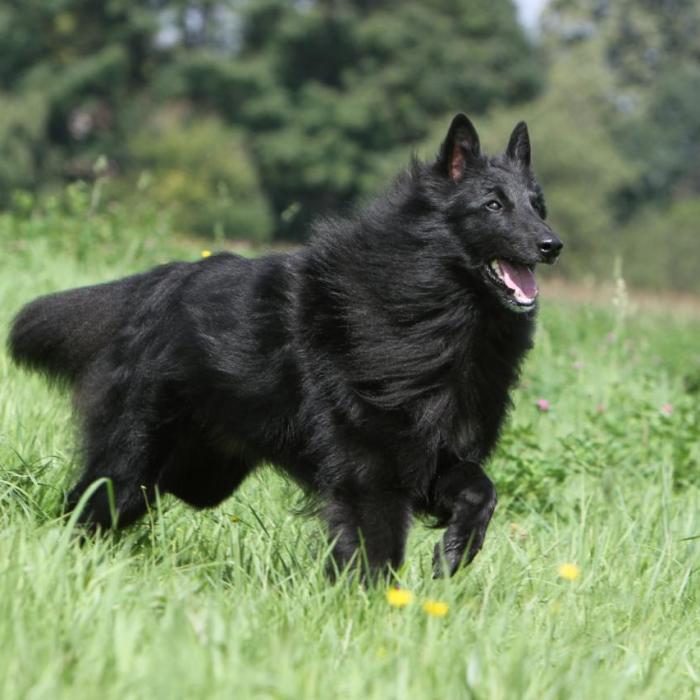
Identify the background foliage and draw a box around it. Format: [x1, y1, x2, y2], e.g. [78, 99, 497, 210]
[2, 5, 700, 695]
[1, 0, 699, 291]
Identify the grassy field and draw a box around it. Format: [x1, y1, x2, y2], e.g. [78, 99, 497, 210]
[2, 209, 700, 699]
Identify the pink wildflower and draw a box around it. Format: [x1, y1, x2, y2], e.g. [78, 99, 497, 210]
[660, 403, 673, 417]
[536, 399, 550, 412]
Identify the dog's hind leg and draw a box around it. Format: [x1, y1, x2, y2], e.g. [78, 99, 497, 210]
[66, 414, 169, 528]
[427, 461, 497, 578]
[66, 376, 172, 529]
[324, 489, 412, 581]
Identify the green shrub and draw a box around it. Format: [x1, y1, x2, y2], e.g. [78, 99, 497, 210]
[124, 111, 273, 242]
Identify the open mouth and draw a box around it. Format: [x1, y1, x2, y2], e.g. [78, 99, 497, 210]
[484, 259, 538, 311]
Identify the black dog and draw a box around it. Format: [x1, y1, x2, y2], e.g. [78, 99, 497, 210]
[9, 114, 561, 578]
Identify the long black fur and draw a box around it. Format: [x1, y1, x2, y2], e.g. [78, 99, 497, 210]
[8, 114, 562, 579]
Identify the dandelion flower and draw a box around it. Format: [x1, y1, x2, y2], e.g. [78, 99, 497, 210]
[557, 562, 581, 582]
[423, 600, 449, 617]
[201, 249, 212, 258]
[386, 587, 414, 608]
[660, 403, 673, 417]
[536, 398, 550, 412]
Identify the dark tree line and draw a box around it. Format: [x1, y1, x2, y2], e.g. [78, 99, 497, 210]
[0, 0, 542, 240]
[2, 0, 700, 294]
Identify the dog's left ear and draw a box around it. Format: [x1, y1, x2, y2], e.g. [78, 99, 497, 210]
[506, 121, 531, 168]
[437, 113, 481, 182]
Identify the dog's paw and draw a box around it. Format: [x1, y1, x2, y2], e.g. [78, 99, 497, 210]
[432, 541, 463, 578]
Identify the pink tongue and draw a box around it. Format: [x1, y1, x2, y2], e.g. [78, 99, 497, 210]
[498, 260, 538, 303]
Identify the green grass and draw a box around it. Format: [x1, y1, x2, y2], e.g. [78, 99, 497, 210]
[2, 212, 700, 699]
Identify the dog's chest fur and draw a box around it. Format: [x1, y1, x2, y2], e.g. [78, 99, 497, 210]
[441, 309, 534, 462]
[291, 244, 535, 491]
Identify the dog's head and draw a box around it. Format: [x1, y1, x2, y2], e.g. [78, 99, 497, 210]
[432, 113, 562, 313]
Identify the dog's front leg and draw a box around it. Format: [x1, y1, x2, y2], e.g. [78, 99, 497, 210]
[430, 463, 497, 578]
[324, 488, 412, 581]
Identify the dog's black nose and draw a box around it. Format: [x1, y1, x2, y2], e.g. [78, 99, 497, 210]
[539, 236, 563, 263]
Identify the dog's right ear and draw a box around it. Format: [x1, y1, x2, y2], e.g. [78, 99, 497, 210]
[505, 121, 531, 169]
[436, 113, 481, 182]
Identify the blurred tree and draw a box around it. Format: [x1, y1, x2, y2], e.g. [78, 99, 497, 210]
[493, 0, 700, 292]
[0, 0, 160, 200]
[0, 0, 543, 240]
[163, 0, 545, 239]
[125, 110, 273, 241]
[1, 0, 697, 289]
[544, 0, 700, 213]
[614, 65, 700, 214]
[0, 93, 48, 198]
[546, 0, 700, 86]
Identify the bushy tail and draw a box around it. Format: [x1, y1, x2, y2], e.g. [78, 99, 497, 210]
[8, 277, 138, 384]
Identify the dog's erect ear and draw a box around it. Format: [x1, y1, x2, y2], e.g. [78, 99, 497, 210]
[437, 113, 481, 181]
[506, 121, 531, 168]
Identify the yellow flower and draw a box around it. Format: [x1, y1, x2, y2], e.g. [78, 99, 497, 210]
[386, 587, 414, 608]
[201, 249, 212, 258]
[557, 562, 581, 581]
[230, 515, 240, 524]
[422, 600, 449, 617]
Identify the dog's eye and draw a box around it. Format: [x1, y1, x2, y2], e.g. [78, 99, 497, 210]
[484, 200, 502, 212]
[531, 198, 546, 219]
